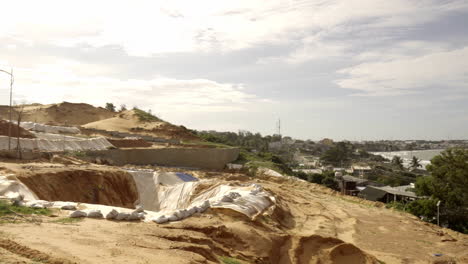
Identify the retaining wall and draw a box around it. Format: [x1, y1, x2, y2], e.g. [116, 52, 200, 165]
[85, 147, 240, 170]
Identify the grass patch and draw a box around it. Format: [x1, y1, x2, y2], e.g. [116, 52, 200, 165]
[0, 200, 51, 217]
[219, 256, 242, 264]
[50, 217, 83, 224]
[65, 150, 87, 158]
[133, 108, 162, 122]
[416, 239, 434, 245]
[181, 140, 232, 149]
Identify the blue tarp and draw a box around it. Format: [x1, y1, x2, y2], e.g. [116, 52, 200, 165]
[175, 172, 198, 182]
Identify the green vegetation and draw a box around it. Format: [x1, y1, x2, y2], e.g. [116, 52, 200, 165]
[383, 149, 468, 233]
[197, 130, 278, 152]
[133, 107, 162, 122]
[320, 141, 355, 166]
[410, 156, 422, 169]
[235, 149, 292, 176]
[219, 256, 242, 264]
[414, 148, 468, 233]
[0, 200, 51, 220]
[50, 217, 83, 224]
[295, 171, 339, 190]
[391, 156, 404, 170]
[105, 102, 116, 112]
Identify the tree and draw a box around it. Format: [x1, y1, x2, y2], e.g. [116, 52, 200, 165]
[119, 104, 127, 111]
[415, 148, 468, 233]
[321, 175, 338, 190]
[320, 142, 354, 166]
[410, 156, 422, 170]
[105, 103, 116, 112]
[392, 156, 404, 170]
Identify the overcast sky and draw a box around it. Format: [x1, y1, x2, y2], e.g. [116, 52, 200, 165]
[1, 0, 467, 140]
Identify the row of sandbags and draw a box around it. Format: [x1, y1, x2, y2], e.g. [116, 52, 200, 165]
[0, 135, 114, 151]
[20, 122, 80, 134]
[69, 206, 146, 221]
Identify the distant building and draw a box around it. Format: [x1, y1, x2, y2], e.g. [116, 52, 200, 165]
[358, 185, 417, 203]
[351, 165, 372, 177]
[292, 168, 323, 174]
[319, 138, 334, 146]
[335, 174, 369, 196]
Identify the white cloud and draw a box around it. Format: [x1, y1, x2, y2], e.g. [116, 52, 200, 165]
[2, 0, 467, 56]
[0, 58, 267, 114]
[336, 46, 468, 96]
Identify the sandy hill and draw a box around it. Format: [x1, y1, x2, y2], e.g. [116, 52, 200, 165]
[0, 163, 467, 263]
[82, 109, 199, 140]
[0, 102, 114, 126]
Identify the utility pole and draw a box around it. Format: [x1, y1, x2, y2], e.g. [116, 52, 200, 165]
[277, 118, 281, 137]
[436, 200, 441, 226]
[0, 68, 13, 150]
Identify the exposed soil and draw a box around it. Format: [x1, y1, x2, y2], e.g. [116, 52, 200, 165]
[0, 162, 467, 263]
[83, 110, 199, 141]
[107, 138, 152, 148]
[0, 120, 35, 139]
[0, 102, 115, 126]
[0, 238, 74, 264]
[16, 167, 138, 208]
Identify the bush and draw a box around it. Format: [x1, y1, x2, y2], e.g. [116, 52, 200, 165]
[133, 108, 161, 122]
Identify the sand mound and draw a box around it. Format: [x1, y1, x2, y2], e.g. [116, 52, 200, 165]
[0, 120, 35, 138]
[83, 110, 198, 140]
[275, 235, 377, 264]
[0, 102, 114, 126]
[17, 168, 138, 208]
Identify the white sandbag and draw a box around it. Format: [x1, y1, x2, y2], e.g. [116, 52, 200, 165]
[61, 205, 76, 210]
[69, 210, 87, 218]
[26, 200, 52, 208]
[187, 207, 197, 215]
[115, 212, 130, 221]
[87, 210, 103, 218]
[105, 209, 119, 219]
[153, 215, 168, 224]
[167, 213, 179, 222]
[134, 205, 144, 213]
[127, 211, 142, 221]
[52, 201, 77, 210]
[9, 193, 24, 205]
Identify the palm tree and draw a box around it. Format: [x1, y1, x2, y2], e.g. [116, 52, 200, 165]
[410, 156, 422, 170]
[392, 156, 404, 170]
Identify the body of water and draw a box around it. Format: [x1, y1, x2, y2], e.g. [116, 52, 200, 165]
[371, 149, 444, 169]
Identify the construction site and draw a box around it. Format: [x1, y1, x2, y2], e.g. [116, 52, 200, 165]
[0, 102, 467, 264]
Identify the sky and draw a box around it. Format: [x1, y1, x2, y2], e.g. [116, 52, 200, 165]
[0, 0, 467, 140]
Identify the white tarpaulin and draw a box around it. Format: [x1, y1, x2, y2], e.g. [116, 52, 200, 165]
[0, 173, 38, 201]
[0, 135, 114, 151]
[127, 169, 275, 221]
[1, 169, 275, 223]
[20, 122, 80, 134]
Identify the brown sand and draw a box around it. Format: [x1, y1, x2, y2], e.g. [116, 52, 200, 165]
[0, 120, 35, 138]
[16, 166, 138, 208]
[83, 110, 199, 140]
[0, 163, 467, 263]
[0, 102, 114, 126]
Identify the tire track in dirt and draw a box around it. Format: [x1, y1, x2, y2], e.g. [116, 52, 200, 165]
[0, 238, 74, 264]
